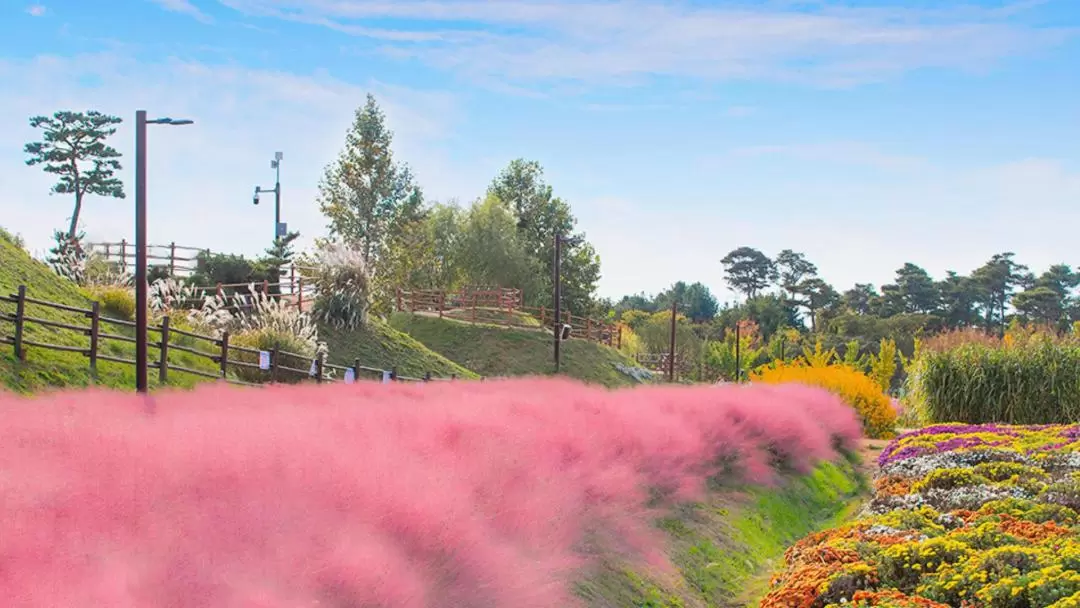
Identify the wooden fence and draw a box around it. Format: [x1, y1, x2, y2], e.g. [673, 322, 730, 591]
[166, 265, 320, 312]
[0, 285, 457, 389]
[88, 241, 207, 277]
[396, 286, 621, 348]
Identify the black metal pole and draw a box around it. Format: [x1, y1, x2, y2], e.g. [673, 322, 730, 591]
[667, 300, 677, 382]
[274, 162, 281, 242]
[135, 110, 149, 394]
[553, 233, 562, 373]
[735, 321, 741, 383]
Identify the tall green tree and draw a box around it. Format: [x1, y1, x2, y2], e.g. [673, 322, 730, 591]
[842, 284, 879, 315]
[720, 246, 776, 299]
[883, 263, 940, 315]
[487, 159, 600, 314]
[654, 281, 719, 322]
[972, 252, 1028, 334]
[775, 249, 818, 303]
[24, 110, 125, 240]
[317, 94, 423, 269]
[937, 271, 980, 329]
[456, 194, 545, 298]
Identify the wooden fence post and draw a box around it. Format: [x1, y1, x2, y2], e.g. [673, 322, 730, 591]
[158, 316, 170, 384]
[297, 277, 304, 310]
[586, 318, 592, 341]
[216, 283, 224, 299]
[169, 242, 177, 276]
[439, 292, 445, 319]
[471, 293, 477, 324]
[88, 301, 100, 378]
[353, 358, 361, 381]
[424, 371, 432, 382]
[270, 347, 279, 383]
[617, 325, 623, 350]
[12, 285, 26, 361]
[120, 239, 128, 273]
[540, 305, 546, 326]
[451, 373, 457, 381]
[315, 356, 324, 384]
[219, 331, 230, 379]
[396, 288, 403, 312]
[391, 367, 398, 381]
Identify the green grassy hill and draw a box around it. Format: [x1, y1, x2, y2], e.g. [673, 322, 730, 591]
[0, 228, 476, 392]
[388, 312, 652, 387]
[0, 229, 220, 393]
[321, 319, 478, 380]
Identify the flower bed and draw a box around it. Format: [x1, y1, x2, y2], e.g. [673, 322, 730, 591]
[762, 424, 1080, 608]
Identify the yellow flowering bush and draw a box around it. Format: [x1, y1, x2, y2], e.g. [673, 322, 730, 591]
[752, 360, 897, 438]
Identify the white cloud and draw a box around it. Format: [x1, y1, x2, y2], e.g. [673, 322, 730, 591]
[149, 0, 214, 23]
[0, 53, 485, 263]
[212, 0, 1073, 88]
[25, 4, 46, 17]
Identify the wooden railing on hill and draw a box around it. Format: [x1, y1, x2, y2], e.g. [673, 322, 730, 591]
[88, 241, 207, 276]
[396, 286, 622, 348]
[0, 285, 460, 389]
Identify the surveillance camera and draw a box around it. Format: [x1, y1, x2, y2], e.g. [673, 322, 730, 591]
[253, 195, 260, 205]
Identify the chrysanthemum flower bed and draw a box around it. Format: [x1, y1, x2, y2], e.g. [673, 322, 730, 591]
[762, 424, 1080, 608]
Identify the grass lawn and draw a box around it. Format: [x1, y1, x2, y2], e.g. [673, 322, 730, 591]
[0, 231, 220, 393]
[388, 312, 649, 387]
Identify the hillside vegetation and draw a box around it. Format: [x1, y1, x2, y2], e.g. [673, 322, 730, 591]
[321, 318, 478, 380]
[388, 312, 649, 387]
[0, 229, 475, 391]
[0, 231, 219, 392]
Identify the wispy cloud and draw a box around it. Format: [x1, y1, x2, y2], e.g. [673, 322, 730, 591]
[212, 0, 1074, 89]
[25, 4, 46, 17]
[150, 0, 213, 24]
[730, 141, 927, 171]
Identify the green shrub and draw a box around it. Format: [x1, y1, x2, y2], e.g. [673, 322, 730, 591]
[908, 335, 1080, 424]
[84, 285, 136, 320]
[229, 327, 319, 384]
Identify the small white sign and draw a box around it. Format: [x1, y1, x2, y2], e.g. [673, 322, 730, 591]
[381, 370, 392, 384]
[258, 351, 271, 370]
[309, 360, 318, 377]
[344, 368, 356, 384]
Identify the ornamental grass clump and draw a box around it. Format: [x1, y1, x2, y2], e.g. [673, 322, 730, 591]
[752, 360, 897, 439]
[908, 331, 1080, 424]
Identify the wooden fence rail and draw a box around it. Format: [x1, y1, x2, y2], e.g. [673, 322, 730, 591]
[396, 286, 621, 348]
[0, 285, 458, 390]
[88, 241, 208, 277]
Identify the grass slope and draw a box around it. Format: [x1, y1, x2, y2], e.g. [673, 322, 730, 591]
[0, 231, 219, 392]
[578, 457, 866, 607]
[389, 312, 646, 387]
[321, 318, 478, 380]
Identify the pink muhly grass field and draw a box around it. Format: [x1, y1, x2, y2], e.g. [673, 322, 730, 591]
[0, 378, 861, 607]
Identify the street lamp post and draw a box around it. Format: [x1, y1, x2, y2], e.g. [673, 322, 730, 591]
[253, 152, 284, 243]
[552, 233, 579, 374]
[553, 233, 563, 373]
[135, 110, 194, 394]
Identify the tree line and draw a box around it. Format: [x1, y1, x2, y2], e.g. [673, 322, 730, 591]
[613, 246, 1080, 359]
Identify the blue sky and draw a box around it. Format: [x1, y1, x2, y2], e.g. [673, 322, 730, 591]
[1, 0, 1079, 304]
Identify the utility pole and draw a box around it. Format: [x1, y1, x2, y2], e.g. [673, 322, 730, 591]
[668, 300, 677, 382]
[553, 232, 562, 373]
[254, 152, 284, 243]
